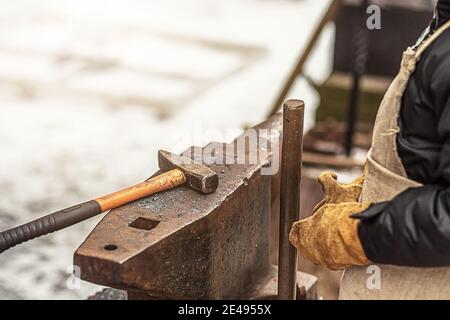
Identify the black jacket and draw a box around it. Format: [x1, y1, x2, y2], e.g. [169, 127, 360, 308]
[356, 2, 450, 267]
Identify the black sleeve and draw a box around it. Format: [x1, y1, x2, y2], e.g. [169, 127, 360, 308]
[355, 186, 450, 267]
[353, 35, 450, 267]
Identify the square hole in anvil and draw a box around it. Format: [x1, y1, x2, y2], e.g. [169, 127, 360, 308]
[129, 217, 161, 231]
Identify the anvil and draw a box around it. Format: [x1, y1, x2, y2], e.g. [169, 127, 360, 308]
[74, 114, 317, 300]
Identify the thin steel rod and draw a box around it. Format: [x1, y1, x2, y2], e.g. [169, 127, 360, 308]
[278, 100, 304, 300]
[344, 0, 368, 155]
[267, 0, 342, 118]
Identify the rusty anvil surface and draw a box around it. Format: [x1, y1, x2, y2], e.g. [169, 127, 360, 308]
[74, 115, 317, 300]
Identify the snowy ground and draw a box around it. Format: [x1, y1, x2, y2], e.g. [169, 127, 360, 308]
[0, 0, 334, 299]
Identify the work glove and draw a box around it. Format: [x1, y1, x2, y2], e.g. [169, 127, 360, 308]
[289, 202, 370, 270]
[312, 171, 365, 212]
[289, 171, 370, 270]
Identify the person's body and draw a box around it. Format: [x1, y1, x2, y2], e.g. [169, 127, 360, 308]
[289, 1, 450, 299]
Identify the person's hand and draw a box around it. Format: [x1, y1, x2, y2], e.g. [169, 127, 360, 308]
[289, 202, 370, 270]
[312, 171, 365, 213]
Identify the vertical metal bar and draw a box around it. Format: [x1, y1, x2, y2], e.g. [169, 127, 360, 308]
[266, 0, 342, 118]
[344, 0, 369, 156]
[344, 73, 361, 156]
[278, 100, 304, 300]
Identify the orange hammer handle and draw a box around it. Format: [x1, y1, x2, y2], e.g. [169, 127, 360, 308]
[95, 169, 186, 212]
[0, 169, 187, 254]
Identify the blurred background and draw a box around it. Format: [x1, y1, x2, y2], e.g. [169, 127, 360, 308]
[0, 0, 435, 299]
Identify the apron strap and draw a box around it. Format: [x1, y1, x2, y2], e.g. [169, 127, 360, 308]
[415, 20, 450, 60]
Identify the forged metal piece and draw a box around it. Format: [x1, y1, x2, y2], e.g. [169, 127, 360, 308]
[278, 100, 304, 300]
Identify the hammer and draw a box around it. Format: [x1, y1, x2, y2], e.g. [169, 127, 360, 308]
[0, 150, 218, 254]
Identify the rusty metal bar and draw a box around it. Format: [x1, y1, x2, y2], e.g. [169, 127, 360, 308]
[278, 100, 304, 300]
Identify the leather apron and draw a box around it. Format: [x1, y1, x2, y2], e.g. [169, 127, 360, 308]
[339, 20, 450, 300]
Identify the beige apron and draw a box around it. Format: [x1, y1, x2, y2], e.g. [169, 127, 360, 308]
[339, 20, 450, 300]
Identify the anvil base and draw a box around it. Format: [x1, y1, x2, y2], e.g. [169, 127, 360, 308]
[89, 266, 318, 300]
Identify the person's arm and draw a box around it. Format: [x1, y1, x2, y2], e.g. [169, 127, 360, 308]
[355, 185, 450, 267]
[354, 40, 450, 267]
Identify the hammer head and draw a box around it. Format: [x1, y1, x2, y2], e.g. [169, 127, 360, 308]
[158, 150, 219, 194]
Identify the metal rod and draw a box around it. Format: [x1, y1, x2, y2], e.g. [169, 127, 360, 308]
[278, 100, 304, 300]
[344, 0, 368, 156]
[344, 72, 361, 156]
[266, 0, 342, 118]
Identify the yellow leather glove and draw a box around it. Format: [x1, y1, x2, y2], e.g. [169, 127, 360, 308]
[312, 171, 365, 212]
[289, 202, 370, 270]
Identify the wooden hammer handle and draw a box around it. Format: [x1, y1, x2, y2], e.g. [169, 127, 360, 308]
[95, 169, 186, 211]
[0, 169, 186, 254]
